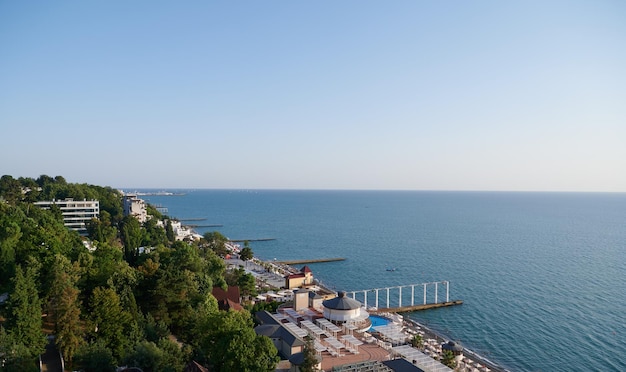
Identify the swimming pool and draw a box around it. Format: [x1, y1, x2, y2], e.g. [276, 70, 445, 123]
[369, 315, 390, 331]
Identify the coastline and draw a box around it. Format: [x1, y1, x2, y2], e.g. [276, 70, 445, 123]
[234, 248, 509, 372]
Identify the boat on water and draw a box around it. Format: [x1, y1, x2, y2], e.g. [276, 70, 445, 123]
[386, 268, 397, 272]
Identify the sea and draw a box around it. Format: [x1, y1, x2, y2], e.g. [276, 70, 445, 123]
[139, 190, 626, 372]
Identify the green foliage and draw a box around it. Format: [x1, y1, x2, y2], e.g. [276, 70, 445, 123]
[120, 216, 143, 265]
[89, 287, 137, 360]
[201, 231, 229, 257]
[0, 326, 39, 372]
[196, 310, 279, 372]
[1, 175, 279, 372]
[142, 217, 167, 247]
[239, 241, 253, 262]
[74, 340, 117, 372]
[4, 265, 47, 358]
[441, 349, 457, 369]
[300, 335, 320, 372]
[248, 301, 281, 317]
[123, 338, 189, 372]
[411, 333, 424, 349]
[48, 254, 84, 362]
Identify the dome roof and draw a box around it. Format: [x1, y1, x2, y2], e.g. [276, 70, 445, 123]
[442, 340, 464, 352]
[322, 291, 361, 310]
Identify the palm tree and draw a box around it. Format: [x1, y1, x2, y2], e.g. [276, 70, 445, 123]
[441, 349, 457, 369]
[411, 334, 424, 350]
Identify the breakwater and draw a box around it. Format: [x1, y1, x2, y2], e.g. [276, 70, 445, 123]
[275, 257, 345, 265]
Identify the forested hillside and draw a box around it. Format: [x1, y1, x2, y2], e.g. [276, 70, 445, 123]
[0, 175, 279, 372]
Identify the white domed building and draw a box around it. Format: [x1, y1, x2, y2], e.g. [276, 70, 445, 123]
[321, 291, 369, 323]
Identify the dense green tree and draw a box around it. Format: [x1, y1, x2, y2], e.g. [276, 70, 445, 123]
[141, 312, 170, 343]
[87, 211, 117, 244]
[89, 287, 135, 359]
[0, 175, 22, 204]
[74, 341, 117, 372]
[142, 217, 167, 247]
[0, 326, 39, 372]
[239, 241, 253, 264]
[47, 255, 83, 363]
[165, 219, 175, 243]
[237, 271, 257, 298]
[55, 283, 84, 363]
[4, 265, 47, 359]
[0, 204, 22, 288]
[120, 216, 143, 265]
[196, 310, 279, 372]
[123, 338, 189, 372]
[201, 231, 229, 257]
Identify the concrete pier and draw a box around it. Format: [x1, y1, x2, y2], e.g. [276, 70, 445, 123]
[349, 280, 460, 312]
[275, 257, 346, 265]
[369, 300, 463, 313]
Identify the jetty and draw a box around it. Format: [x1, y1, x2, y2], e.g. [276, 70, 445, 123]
[348, 281, 462, 313]
[229, 238, 277, 242]
[275, 257, 346, 265]
[184, 224, 224, 228]
[369, 300, 463, 313]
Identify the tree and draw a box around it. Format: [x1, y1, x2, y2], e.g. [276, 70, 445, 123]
[120, 215, 143, 265]
[55, 284, 84, 363]
[441, 349, 457, 369]
[74, 341, 117, 372]
[410, 333, 424, 349]
[197, 310, 279, 372]
[300, 335, 320, 372]
[48, 255, 83, 363]
[123, 338, 189, 372]
[89, 287, 135, 360]
[0, 326, 39, 372]
[4, 265, 47, 359]
[237, 272, 257, 298]
[239, 241, 253, 266]
[165, 219, 175, 243]
[201, 231, 229, 257]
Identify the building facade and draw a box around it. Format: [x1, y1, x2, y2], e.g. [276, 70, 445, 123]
[123, 194, 148, 223]
[34, 198, 100, 235]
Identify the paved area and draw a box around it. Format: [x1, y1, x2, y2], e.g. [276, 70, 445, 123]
[225, 257, 286, 288]
[41, 336, 63, 372]
[320, 338, 391, 371]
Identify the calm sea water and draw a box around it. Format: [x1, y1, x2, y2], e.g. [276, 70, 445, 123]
[142, 190, 626, 371]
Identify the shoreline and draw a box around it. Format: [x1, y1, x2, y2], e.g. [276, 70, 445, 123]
[240, 251, 509, 372]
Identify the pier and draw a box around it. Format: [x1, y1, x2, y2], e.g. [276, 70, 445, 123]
[184, 224, 224, 228]
[348, 281, 462, 312]
[229, 238, 277, 242]
[275, 257, 346, 265]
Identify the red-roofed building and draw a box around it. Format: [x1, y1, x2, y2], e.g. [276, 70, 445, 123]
[212, 286, 244, 311]
[284, 266, 314, 289]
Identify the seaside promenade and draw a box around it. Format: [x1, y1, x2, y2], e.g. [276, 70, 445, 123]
[226, 251, 507, 372]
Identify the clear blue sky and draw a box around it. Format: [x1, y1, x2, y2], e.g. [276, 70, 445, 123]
[1, 1, 625, 191]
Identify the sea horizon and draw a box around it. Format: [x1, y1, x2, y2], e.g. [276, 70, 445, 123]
[141, 189, 626, 371]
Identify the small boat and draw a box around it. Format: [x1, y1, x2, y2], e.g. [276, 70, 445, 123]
[386, 268, 397, 272]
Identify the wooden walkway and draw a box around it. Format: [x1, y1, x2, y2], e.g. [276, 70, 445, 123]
[370, 300, 464, 313]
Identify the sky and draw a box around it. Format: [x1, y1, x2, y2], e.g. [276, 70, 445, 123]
[1, 1, 625, 192]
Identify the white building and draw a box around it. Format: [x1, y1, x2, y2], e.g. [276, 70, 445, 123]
[321, 291, 369, 323]
[123, 194, 148, 223]
[34, 198, 99, 235]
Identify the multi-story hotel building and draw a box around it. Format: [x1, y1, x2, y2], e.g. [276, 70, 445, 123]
[123, 194, 148, 223]
[34, 198, 100, 235]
